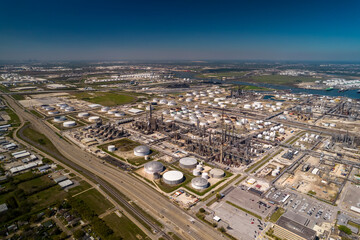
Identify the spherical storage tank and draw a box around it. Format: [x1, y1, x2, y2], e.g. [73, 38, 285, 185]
[163, 170, 184, 185]
[78, 112, 90, 118]
[179, 157, 197, 169]
[134, 145, 150, 156]
[54, 116, 67, 122]
[209, 168, 225, 178]
[108, 145, 116, 152]
[63, 121, 76, 127]
[144, 161, 164, 174]
[191, 177, 209, 190]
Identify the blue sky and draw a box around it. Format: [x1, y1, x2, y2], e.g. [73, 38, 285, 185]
[1, 0, 360, 61]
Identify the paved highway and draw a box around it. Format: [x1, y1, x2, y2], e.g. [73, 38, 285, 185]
[5, 95, 226, 240]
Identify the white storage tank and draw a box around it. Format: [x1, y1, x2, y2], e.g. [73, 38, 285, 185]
[209, 168, 225, 178]
[134, 145, 150, 156]
[115, 112, 125, 117]
[144, 161, 164, 174]
[108, 145, 116, 152]
[101, 107, 110, 112]
[191, 177, 209, 190]
[54, 116, 67, 122]
[179, 157, 197, 169]
[63, 121, 76, 127]
[78, 112, 90, 118]
[108, 109, 118, 115]
[193, 169, 201, 176]
[196, 164, 204, 171]
[65, 107, 75, 112]
[202, 172, 209, 179]
[89, 116, 100, 122]
[48, 111, 59, 115]
[163, 170, 184, 185]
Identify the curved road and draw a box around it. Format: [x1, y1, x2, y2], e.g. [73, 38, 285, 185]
[5, 95, 226, 240]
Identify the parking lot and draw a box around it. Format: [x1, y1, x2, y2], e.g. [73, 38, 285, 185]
[270, 189, 337, 229]
[209, 201, 266, 240]
[224, 186, 273, 218]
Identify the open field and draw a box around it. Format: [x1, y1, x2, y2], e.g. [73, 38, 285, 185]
[269, 207, 285, 223]
[99, 138, 157, 166]
[71, 91, 136, 106]
[74, 188, 114, 215]
[21, 124, 62, 156]
[103, 212, 150, 240]
[248, 75, 319, 86]
[4, 108, 21, 127]
[196, 71, 248, 79]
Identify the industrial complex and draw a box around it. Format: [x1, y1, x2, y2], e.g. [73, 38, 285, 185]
[0, 62, 359, 240]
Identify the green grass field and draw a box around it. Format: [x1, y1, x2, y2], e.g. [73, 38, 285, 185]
[236, 85, 273, 91]
[98, 138, 157, 166]
[67, 180, 92, 195]
[269, 207, 285, 223]
[196, 71, 248, 79]
[249, 75, 318, 86]
[21, 124, 61, 156]
[28, 185, 69, 212]
[72, 92, 136, 106]
[4, 108, 21, 127]
[103, 213, 150, 240]
[74, 188, 114, 215]
[17, 175, 54, 194]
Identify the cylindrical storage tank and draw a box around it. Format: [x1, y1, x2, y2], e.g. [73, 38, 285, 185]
[209, 168, 225, 179]
[193, 169, 201, 176]
[107, 109, 118, 115]
[63, 121, 76, 127]
[134, 145, 150, 156]
[191, 177, 209, 190]
[159, 99, 168, 105]
[144, 161, 164, 174]
[54, 116, 67, 122]
[78, 112, 90, 117]
[179, 157, 197, 169]
[115, 112, 125, 117]
[202, 172, 209, 179]
[108, 145, 116, 152]
[88, 116, 100, 122]
[196, 164, 203, 171]
[48, 111, 59, 115]
[65, 107, 75, 112]
[101, 107, 110, 112]
[163, 170, 184, 185]
[45, 106, 55, 111]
